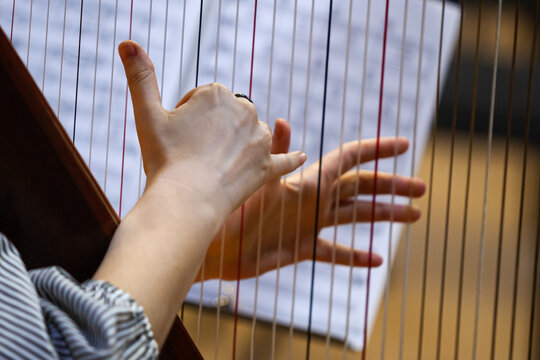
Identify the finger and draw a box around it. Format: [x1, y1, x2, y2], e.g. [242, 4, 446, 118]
[118, 41, 162, 121]
[268, 151, 307, 179]
[330, 201, 421, 225]
[315, 238, 383, 267]
[271, 118, 291, 154]
[318, 137, 409, 181]
[336, 170, 426, 198]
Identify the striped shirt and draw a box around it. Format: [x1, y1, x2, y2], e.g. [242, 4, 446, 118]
[0, 233, 158, 359]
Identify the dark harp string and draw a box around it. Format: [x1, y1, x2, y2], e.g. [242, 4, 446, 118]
[195, 0, 204, 88]
[455, 0, 483, 356]
[437, 0, 462, 357]
[10, 0, 15, 42]
[362, 0, 390, 358]
[418, 0, 446, 357]
[324, 0, 353, 357]
[490, 0, 520, 357]
[72, 0, 84, 143]
[181, 0, 204, 322]
[381, 0, 409, 357]
[232, 1, 258, 359]
[117, 0, 134, 219]
[305, 0, 333, 358]
[511, 0, 538, 356]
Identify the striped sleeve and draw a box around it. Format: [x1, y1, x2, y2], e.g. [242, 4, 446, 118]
[0, 234, 159, 359]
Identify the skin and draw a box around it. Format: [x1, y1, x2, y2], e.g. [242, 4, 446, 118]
[93, 40, 426, 349]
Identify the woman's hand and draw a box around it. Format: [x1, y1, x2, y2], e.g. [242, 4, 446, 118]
[199, 119, 426, 281]
[93, 41, 305, 346]
[123, 40, 306, 219]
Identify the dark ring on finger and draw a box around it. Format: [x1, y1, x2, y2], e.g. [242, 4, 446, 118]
[234, 93, 253, 104]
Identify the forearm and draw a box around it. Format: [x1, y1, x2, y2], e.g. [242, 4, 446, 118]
[92, 176, 225, 347]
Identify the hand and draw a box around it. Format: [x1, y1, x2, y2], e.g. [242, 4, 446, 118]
[119, 40, 306, 219]
[199, 119, 426, 281]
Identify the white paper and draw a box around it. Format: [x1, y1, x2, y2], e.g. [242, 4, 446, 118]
[1, 0, 459, 351]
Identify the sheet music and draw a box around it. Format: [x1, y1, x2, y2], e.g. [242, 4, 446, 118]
[1, 0, 459, 351]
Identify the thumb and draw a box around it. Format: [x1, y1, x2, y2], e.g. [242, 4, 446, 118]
[118, 40, 162, 123]
[268, 151, 307, 180]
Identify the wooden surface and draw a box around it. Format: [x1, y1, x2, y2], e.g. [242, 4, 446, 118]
[182, 133, 540, 359]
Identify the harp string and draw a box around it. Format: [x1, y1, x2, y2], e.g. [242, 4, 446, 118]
[25, 0, 32, 66]
[10, 0, 15, 42]
[454, 0, 483, 356]
[439, 0, 464, 357]
[417, 0, 447, 356]
[267, 0, 284, 357]
[216, 1, 239, 358]
[440, 0, 465, 356]
[181, 0, 204, 322]
[343, 0, 372, 354]
[434, 0, 452, 358]
[324, 0, 353, 357]
[520, 2, 539, 358]
[197, 0, 222, 347]
[71, 0, 84, 143]
[232, 2, 258, 358]
[490, 0, 520, 357]
[472, 0, 503, 356]
[117, 0, 134, 219]
[361, 0, 391, 358]
[103, 0, 120, 193]
[401, 0, 427, 358]
[288, 0, 311, 357]
[136, 0, 154, 200]
[381, 0, 410, 356]
[56, 0, 68, 117]
[40, 0, 50, 92]
[88, 0, 103, 169]
[305, 0, 333, 357]
[509, 0, 536, 353]
[283, 3, 300, 358]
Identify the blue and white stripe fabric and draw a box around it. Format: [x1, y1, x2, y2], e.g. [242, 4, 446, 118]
[0, 233, 158, 359]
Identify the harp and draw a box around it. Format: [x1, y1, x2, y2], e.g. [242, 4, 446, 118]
[1, 0, 539, 359]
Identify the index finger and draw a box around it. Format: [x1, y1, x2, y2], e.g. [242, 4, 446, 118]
[318, 137, 409, 181]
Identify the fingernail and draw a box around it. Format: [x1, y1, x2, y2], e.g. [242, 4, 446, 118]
[119, 42, 137, 59]
[298, 152, 307, 164]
